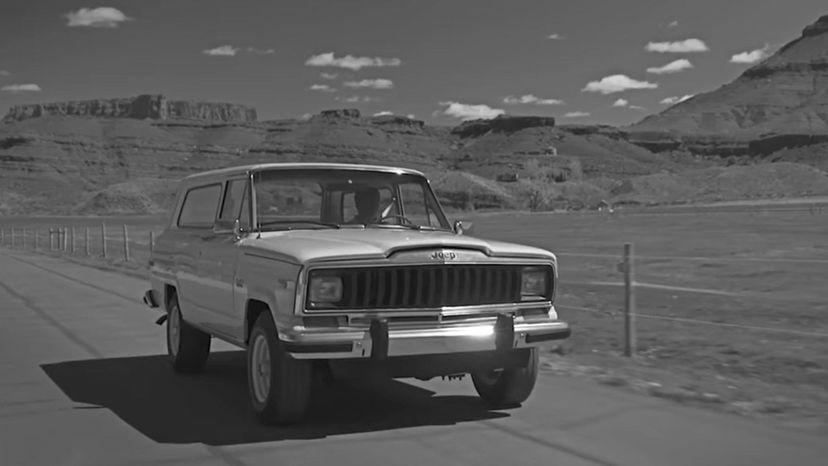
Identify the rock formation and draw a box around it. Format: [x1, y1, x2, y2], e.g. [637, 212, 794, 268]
[451, 115, 556, 138]
[2, 94, 257, 123]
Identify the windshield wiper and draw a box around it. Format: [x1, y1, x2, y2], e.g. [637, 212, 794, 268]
[258, 220, 341, 230]
[363, 223, 448, 231]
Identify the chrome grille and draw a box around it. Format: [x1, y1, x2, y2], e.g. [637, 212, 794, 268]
[308, 265, 527, 310]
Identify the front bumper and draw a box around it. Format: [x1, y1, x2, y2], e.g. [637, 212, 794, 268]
[280, 309, 571, 359]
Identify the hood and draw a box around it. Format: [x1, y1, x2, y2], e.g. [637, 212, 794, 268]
[240, 227, 555, 264]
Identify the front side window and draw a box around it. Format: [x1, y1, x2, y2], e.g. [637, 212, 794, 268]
[251, 169, 449, 231]
[178, 184, 221, 228]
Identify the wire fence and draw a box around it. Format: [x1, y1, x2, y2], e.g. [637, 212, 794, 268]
[0, 222, 161, 267]
[1, 222, 826, 350]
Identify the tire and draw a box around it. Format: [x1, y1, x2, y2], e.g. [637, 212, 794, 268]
[247, 311, 312, 425]
[166, 294, 211, 373]
[471, 348, 539, 408]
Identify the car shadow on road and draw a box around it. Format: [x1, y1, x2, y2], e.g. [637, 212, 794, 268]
[41, 350, 508, 445]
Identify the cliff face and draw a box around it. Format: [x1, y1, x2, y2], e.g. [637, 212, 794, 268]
[627, 14, 828, 155]
[2, 94, 257, 123]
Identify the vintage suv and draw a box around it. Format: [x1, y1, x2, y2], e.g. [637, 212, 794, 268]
[143, 163, 570, 424]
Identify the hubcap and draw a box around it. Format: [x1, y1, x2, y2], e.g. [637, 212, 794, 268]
[168, 306, 180, 357]
[251, 334, 271, 403]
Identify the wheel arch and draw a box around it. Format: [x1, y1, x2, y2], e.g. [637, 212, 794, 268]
[245, 299, 272, 345]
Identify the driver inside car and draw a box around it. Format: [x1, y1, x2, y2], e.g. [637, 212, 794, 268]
[348, 187, 381, 224]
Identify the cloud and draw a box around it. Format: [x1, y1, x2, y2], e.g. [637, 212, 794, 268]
[0, 70, 10, 77]
[343, 78, 394, 89]
[406, 114, 416, 119]
[503, 94, 564, 105]
[647, 58, 693, 74]
[299, 113, 313, 121]
[612, 98, 629, 107]
[630, 105, 647, 110]
[583, 74, 658, 94]
[439, 101, 504, 120]
[547, 33, 564, 40]
[202, 45, 239, 56]
[309, 84, 336, 92]
[730, 45, 771, 64]
[336, 95, 379, 103]
[305, 52, 402, 71]
[1, 83, 42, 93]
[202, 46, 276, 56]
[320, 73, 338, 80]
[563, 111, 590, 118]
[660, 94, 694, 105]
[246, 47, 275, 55]
[645, 38, 709, 53]
[65, 7, 131, 28]
[373, 111, 394, 117]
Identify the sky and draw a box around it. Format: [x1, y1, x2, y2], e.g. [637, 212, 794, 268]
[0, 0, 826, 126]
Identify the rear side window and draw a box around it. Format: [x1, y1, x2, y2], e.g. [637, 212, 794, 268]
[178, 184, 221, 228]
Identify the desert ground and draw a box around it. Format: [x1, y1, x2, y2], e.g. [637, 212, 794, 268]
[2, 201, 827, 435]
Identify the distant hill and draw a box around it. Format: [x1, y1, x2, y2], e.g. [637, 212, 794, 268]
[627, 14, 828, 158]
[6, 17, 828, 221]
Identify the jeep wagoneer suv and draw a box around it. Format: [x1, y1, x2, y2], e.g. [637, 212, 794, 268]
[143, 163, 570, 424]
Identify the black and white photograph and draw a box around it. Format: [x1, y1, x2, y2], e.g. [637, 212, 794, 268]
[1, 1, 827, 464]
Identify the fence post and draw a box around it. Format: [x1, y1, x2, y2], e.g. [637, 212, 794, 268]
[11, 226, 15, 249]
[622, 243, 637, 357]
[122, 224, 130, 262]
[85, 227, 90, 256]
[71, 226, 76, 254]
[64, 227, 69, 251]
[101, 223, 107, 259]
[149, 231, 155, 254]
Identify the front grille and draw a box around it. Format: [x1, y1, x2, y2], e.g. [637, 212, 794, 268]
[308, 265, 527, 310]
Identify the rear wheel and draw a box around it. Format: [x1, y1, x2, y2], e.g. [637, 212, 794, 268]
[472, 348, 539, 408]
[247, 312, 312, 424]
[166, 294, 211, 373]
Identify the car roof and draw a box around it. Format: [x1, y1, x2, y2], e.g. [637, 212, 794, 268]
[181, 163, 425, 185]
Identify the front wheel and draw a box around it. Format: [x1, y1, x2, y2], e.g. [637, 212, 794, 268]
[471, 348, 539, 408]
[247, 312, 312, 425]
[166, 295, 211, 373]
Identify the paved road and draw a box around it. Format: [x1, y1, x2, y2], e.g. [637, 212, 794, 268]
[1, 250, 826, 466]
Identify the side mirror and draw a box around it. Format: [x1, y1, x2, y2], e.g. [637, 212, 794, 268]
[213, 218, 246, 240]
[453, 220, 475, 236]
[232, 218, 245, 240]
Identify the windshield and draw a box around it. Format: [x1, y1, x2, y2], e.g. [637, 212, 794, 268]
[252, 169, 450, 231]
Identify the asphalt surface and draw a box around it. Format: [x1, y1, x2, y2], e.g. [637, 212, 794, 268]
[1, 250, 826, 466]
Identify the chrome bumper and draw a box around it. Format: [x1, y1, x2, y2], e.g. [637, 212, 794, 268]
[279, 310, 571, 359]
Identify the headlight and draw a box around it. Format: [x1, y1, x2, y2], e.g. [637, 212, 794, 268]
[309, 274, 343, 304]
[521, 267, 548, 298]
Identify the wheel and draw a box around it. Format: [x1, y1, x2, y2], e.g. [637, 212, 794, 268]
[166, 294, 211, 373]
[471, 348, 539, 408]
[247, 311, 312, 425]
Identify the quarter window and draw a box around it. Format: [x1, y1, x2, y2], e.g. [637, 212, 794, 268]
[178, 184, 221, 228]
[219, 179, 247, 222]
